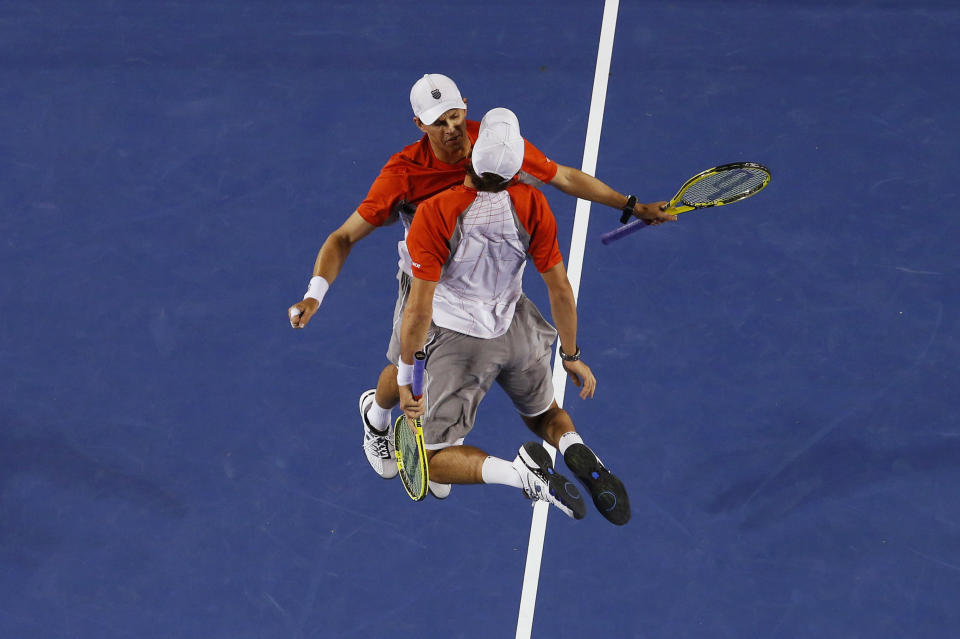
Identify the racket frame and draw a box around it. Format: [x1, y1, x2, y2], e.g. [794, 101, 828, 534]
[664, 162, 771, 215]
[601, 162, 771, 244]
[395, 351, 429, 501]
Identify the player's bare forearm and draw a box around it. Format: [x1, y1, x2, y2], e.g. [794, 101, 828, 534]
[313, 210, 377, 283]
[399, 309, 431, 366]
[313, 233, 350, 282]
[549, 165, 674, 223]
[288, 210, 376, 329]
[399, 278, 437, 365]
[541, 263, 578, 356]
[541, 262, 595, 397]
[398, 282, 432, 421]
[550, 164, 628, 209]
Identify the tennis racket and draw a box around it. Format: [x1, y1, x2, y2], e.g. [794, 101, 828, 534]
[601, 162, 771, 244]
[394, 351, 428, 501]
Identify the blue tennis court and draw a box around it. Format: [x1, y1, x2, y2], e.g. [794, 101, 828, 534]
[2, 1, 958, 637]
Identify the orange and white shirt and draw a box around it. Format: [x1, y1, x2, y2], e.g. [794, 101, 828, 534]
[356, 120, 558, 275]
[406, 183, 563, 339]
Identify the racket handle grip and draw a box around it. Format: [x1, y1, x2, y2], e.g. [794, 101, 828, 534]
[600, 218, 648, 244]
[411, 351, 426, 399]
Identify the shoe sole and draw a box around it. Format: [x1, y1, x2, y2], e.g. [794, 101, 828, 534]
[360, 389, 398, 480]
[564, 443, 631, 525]
[520, 442, 587, 520]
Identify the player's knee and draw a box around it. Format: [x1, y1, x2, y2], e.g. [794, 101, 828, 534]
[524, 403, 567, 436]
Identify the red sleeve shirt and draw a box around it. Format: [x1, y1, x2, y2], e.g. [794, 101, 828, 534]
[517, 138, 558, 184]
[356, 120, 559, 227]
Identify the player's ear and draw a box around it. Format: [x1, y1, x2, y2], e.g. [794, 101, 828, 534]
[414, 116, 426, 132]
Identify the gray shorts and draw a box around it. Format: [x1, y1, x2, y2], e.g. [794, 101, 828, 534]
[418, 295, 558, 450]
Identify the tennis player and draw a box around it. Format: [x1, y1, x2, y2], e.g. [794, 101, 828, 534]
[396, 107, 630, 524]
[288, 74, 670, 494]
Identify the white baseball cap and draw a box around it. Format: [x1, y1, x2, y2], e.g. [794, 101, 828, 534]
[472, 107, 524, 180]
[410, 74, 467, 125]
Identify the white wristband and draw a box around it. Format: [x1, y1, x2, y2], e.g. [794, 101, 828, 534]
[303, 276, 329, 305]
[396, 360, 414, 387]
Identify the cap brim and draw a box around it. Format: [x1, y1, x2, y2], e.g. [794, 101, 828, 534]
[418, 100, 467, 125]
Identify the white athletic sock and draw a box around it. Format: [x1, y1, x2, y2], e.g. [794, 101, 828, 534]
[481, 456, 523, 489]
[365, 401, 393, 432]
[557, 431, 584, 456]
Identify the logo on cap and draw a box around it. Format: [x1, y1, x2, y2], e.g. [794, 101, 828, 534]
[431, 89, 441, 99]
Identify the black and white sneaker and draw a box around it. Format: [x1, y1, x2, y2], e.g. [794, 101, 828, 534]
[513, 442, 586, 520]
[563, 443, 630, 525]
[360, 389, 397, 479]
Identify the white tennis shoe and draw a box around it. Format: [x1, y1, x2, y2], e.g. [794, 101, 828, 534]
[360, 389, 397, 479]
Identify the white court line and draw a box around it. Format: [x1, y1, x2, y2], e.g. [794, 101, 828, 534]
[514, 1, 621, 638]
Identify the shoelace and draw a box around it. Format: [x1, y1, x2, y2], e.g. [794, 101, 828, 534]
[365, 431, 391, 459]
[521, 467, 552, 500]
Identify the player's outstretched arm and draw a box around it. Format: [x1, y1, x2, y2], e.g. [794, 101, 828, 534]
[548, 164, 674, 224]
[540, 262, 596, 399]
[288, 211, 376, 329]
[397, 277, 436, 420]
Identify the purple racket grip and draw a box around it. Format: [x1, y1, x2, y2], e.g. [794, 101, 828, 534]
[600, 218, 649, 244]
[412, 351, 426, 399]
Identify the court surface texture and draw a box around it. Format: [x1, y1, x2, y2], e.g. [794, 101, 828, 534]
[1, 1, 958, 638]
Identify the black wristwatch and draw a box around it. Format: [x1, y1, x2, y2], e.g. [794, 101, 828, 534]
[559, 346, 581, 362]
[620, 195, 637, 224]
